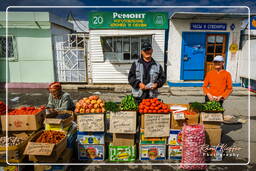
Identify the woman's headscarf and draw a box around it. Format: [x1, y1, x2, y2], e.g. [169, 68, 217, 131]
[48, 82, 62, 91]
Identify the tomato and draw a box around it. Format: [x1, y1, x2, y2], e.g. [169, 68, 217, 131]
[152, 110, 157, 113]
[144, 109, 148, 113]
[139, 110, 143, 113]
[149, 106, 154, 110]
[148, 110, 152, 113]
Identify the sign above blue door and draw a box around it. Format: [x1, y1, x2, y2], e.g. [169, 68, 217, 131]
[191, 23, 227, 30]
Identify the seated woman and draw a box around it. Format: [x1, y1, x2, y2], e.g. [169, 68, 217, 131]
[202, 55, 233, 106]
[46, 82, 75, 113]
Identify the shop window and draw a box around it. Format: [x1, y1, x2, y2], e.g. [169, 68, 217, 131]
[101, 35, 152, 61]
[0, 36, 16, 58]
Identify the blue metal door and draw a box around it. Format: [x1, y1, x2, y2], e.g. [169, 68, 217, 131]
[181, 32, 206, 80]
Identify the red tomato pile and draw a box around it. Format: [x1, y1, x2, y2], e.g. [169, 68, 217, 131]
[0, 101, 8, 115]
[8, 106, 45, 115]
[139, 98, 171, 114]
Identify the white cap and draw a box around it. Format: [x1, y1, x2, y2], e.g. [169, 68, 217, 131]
[213, 55, 224, 62]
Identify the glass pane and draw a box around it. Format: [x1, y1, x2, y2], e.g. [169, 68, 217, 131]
[216, 45, 223, 53]
[114, 37, 122, 53]
[123, 37, 130, 52]
[206, 55, 214, 62]
[207, 45, 214, 53]
[216, 36, 224, 43]
[123, 53, 130, 60]
[102, 37, 113, 52]
[131, 37, 139, 59]
[207, 36, 215, 44]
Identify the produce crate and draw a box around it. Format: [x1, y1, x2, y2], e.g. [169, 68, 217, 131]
[168, 129, 182, 145]
[171, 112, 199, 129]
[77, 132, 105, 145]
[108, 144, 136, 162]
[112, 133, 134, 146]
[200, 112, 223, 129]
[0, 132, 34, 163]
[44, 110, 74, 130]
[24, 130, 67, 163]
[168, 145, 182, 160]
[139, 144, 166, 160]
[1, 109, 45, 131]
[78, 144, 104, 161]
[77, 113, 105, 132]
[140, 129, 166, 145]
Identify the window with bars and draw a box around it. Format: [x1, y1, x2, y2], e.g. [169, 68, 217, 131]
[101, 35, 152, 61]
[0, 36, 16, 58]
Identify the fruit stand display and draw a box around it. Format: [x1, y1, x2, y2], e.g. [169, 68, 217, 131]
[75, 96, 106, 161]
[1, 106, 46, 131]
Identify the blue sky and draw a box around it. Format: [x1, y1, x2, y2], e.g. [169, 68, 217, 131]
[1, 0, 256, 20]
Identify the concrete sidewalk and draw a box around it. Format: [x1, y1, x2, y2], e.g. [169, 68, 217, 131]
[61, 84, 253, 96]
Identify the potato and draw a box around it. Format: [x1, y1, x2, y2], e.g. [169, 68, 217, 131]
[94, 104, 99, 109]
[90, 109, 96, 113]
[91, 100, 97, 104]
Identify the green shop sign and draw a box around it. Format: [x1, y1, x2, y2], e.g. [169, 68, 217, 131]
[89, 12, 168, 29]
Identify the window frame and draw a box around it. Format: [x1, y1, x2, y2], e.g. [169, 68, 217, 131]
[0, 35, 18, 61]
[101, 35, 153, 63]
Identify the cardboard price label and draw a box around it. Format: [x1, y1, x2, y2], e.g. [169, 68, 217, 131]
[144, 114, 170, 137]
[110, 111, 136, 134]
[173, 112, 185, 120]
[201, 113, 223, 122]
[77, 114, 104, 132]
[45, 118, 62, 125]
[24, 142, 55, 156]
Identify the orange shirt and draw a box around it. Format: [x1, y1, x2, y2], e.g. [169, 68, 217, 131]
[203, 70, 233, 99]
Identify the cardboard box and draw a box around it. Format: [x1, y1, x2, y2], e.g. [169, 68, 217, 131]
[1, 110, 45, 131]
[77, 114, 105, 132]
[140, 129, 166, 144]
[0, 132, 33, 163]
[109, 144, 136, 162]
[171, 112, 199, 129]
[77, 132, 105, 145]
[168, 145, 182, 160]
[78, 144, 104, 161]
[44, 110, 74, 129]
[144, 114, 170, 137]
[109, 111, 136, 134]
[168, 129, 182, 145]
[45, 123, 72, 132]
[205, 128, 222, 146]
[139, 144, 166, 160]
[24, 130, 67, 162]
[200, 112, 223, 129]
[112, 133, 134, 146]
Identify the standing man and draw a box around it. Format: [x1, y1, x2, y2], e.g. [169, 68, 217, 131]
[128, 42, 166, 103]
[203, 55, 233, 106]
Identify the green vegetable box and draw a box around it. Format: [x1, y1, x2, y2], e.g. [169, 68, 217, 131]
[120, 95, 138, 111]
[108, 144, 136, 162]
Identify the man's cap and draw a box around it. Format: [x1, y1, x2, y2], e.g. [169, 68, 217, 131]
[141, 42, 152, 51]
[213, 55, 224, 62]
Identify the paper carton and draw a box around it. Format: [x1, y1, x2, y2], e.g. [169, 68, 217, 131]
[78, 144, 104, 161]
[1, 110, 45, 131]
[171, 112, 199, 129]
[168, 145, 182, 160]
[140, 129, 166, 144]
[205, 128, 222, 146]
[108, 144, 136, 162]
[77, 114, 105, 132]
[200, 112, 223, 129]
[112, 134, 134, 146]
[0, 132, 33, 163]
[168, 129, 182, 145]
[24, 130, 67, 162]
[44, 110, 74, 130]
[144, 114, 170, 137]
[77, 132, 105, 145]
[139, 144, 166, 160]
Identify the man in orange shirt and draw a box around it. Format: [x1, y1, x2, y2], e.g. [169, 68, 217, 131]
[203, 56, 233, 106]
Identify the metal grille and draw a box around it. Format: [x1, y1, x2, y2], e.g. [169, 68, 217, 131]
[53, 34, 88, 82]
[0, 36, 15, 58]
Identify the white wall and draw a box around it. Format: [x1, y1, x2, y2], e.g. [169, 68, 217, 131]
[89, 29, 165, 83]
[238, 30, 256, 80]
[167, 18, 242, 82]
